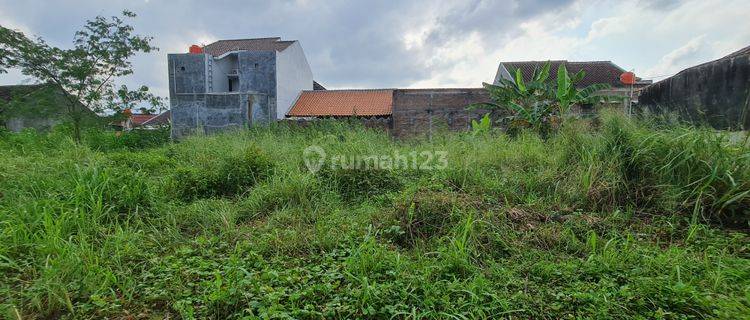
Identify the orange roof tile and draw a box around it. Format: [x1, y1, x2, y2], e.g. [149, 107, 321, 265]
[287, 89, 393, 117]
[130, 114, 158, 125]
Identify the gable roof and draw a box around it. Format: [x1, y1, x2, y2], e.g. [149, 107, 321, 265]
[130, 114, 158, 126]
[0, 84, 49, 102]
[287, 89, 393, 117]
[497, 60, 635, 88]
[140, 110, 171, 126]
[129, 111, 171, 126]
[202, 37, 295, 57]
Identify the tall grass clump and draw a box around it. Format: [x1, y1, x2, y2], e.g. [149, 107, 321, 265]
[168, 143, 273, 200]
[597, 111, 750, 225]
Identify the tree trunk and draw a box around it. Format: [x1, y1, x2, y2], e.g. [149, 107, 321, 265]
[72, 118, 82, 144]
[69, 106, 82, 144]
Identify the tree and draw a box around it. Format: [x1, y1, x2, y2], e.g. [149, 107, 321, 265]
[470, 62, 612, 138]
[0, 10, 162, 143]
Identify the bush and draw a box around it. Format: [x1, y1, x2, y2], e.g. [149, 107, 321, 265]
[85, 127, 170, 151]
[65, 166, 154, 221]
[319, 165, 402, 200]
[169, 146, 274, 201]
[383, 188, 481, 246]
[236, 172, 322, 221]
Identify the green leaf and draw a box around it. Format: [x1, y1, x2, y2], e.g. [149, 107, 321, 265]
[575, 83, 611, 101]
[515, 68, 527, 93]
[534, 61, 551, 83]
[556, 64, 570, 101]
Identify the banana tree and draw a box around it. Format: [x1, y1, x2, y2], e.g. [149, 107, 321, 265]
[470, 61, 611, 137]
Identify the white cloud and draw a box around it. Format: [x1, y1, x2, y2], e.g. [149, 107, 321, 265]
[644, 35, 708, 78]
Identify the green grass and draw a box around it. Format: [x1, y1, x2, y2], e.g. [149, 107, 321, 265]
[1, 112, 749, 319]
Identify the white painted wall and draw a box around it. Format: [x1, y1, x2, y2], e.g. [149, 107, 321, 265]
[211, 54, 238, 93]
[493, 64, 512, 84]
[275, 41, 313, 119]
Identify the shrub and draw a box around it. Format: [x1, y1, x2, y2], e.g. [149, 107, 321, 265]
[106, 149, 176, 172]
[319, 165, 402, 200]
[67, 166, 154, 220]
[169, 146, 274, 201]
[85, 127, 170, 151]
[384, 188, 481, 246]
[236, 172, 321, 221]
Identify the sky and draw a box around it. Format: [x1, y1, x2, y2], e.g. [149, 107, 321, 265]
[1, 0, 749, 101]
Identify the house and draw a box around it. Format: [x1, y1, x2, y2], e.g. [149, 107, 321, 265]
[286, 89, 394, 131]
[286, 88, 493, 137]
[167, 37, 315, 139]
[115, 110, 171, 131]
[494, 60, 652, 107]
[638, 45, 750, 130]
[287, 89, 393, 118]
[0, 83, 99, 132]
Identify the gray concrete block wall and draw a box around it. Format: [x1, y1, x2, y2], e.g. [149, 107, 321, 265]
[168, 54, 207, 95]
[170, 93, 269, 139]
[238, 52, 276, 96]
[168, 52, 276, 139]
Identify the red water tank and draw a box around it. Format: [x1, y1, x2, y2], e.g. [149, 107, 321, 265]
[189, 45, 203, 54]
[620, 72, 636, 85]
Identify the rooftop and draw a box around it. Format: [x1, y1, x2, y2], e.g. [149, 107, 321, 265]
[202, 37, 295, 57]
[130, 111, 171, 126]
[497, 60, 645, 88]
[287, 89, 393, 117]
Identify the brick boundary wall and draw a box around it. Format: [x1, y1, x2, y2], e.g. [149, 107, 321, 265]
[391, 88, 499, 138]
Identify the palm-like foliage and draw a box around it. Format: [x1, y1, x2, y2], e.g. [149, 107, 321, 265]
[471, 62, 611, 137]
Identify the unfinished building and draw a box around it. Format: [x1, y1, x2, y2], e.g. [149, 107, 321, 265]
[168, 37, 313, 139]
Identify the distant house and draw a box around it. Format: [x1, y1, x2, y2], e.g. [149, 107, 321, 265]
[639, 45, 750, 130]
[115, 110, 171, 131]
[287, 89, 393, 118]
[493, 60, 652, 106]
[286, 88, 493, 137]
[168, 37, 320, 139]
[0, 83, 99, 132]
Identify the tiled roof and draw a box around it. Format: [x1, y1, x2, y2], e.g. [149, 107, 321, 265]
[141, 110, 171, 126]
[130, 114, 158, 126]
[287, 89, 393, 117]
[130, 110, 171, 126]
[202, 37, 295, 57]
[499, 60, 629, 88]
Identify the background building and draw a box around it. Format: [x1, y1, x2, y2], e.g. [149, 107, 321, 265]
[168, 37, 313, 139]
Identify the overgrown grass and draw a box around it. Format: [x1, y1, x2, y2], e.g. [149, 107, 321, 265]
[1, 112, 748, 319]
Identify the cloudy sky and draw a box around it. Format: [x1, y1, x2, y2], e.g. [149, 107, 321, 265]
[1, 0, 749, 100]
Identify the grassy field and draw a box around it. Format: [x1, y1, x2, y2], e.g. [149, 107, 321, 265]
[1, 112, 749, 319]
